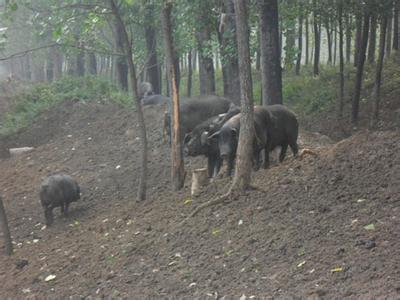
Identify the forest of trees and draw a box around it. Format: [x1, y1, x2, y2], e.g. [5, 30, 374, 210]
[0, 0, 398, 198]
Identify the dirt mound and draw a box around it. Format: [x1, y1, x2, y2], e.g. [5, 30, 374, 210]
[0, 100, 399, 298]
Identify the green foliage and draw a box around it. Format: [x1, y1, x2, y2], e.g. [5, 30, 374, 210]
[283, 66, 339, 114]
[0, 76, 130, 136]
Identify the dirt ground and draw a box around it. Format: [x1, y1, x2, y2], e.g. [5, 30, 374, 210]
[0, 98, 399, 299]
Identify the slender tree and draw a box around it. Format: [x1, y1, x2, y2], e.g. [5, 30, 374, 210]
[393, 0, 399, 50]
[110, 0, 148, 201]
[386, 5, 393, 56]
[354, 13, 362, 67]
[187, 50, 192, 96]
[217, 0, 241, 105]
[345, 12, 352, 63]
[338, 0, 345, 118]
[368, 14, 377, 63]
[161, 1, 185, 190]
[352, 10, 370, 125]
[295, 12, 303, 75]
[144, 4, 161, 94]
[305, 13, 309, 65]
[313, 0, 321, 76]
[371, 15, 388, 126]
[259, 0, 282, 105]
[231, 0, 254, 191]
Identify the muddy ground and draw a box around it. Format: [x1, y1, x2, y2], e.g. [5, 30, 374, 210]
[0, 98, 399, 299]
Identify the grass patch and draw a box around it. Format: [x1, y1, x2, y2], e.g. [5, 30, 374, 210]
[0, 76, 130, 136]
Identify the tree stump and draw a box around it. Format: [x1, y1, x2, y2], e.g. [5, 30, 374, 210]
[191, 168, 209, 196]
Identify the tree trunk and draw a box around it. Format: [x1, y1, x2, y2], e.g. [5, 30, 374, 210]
[325, 18, 332, 64]
[345, 13, 352, 63]
[305, 14, 309, 65]
[115, 19, 128, 91]
[53, 46, 63, 80]
[164, 58, 170, 96]
[110, 0, 148, 201]
[368, 14, 377, 64]
[145, 4, 161, 94]
[161, 2, 185, 191]
[232, 0, 254, 191]
[88, 52, 97, 75]
[371, 15, 387, 127]
[196, 12, 216, 95]
[354, 14, 362, 67]
[334, 22, 337, 65]
[295, 13, 303, 75]
[387, 9, 392, 56]
[352, 12, 370, 125]
[217, 0, 241, 105]
[393, 0, 399, 50]
[46, 52, 54, 82]
[187, 50, 192, 97]
[284, 0, 296, 71]
[338, 0, 344, 118]
[76, 42, 85, 77]
[256, 27, 261, 70]
[259, 0, 283, 105]
[313, 1, 321, 76]
[0, 196, 13, 256]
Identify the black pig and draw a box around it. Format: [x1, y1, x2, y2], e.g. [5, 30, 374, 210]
[40, 174, 80, 225]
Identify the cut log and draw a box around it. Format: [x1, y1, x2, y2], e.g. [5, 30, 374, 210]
[191, 168, 209, 196]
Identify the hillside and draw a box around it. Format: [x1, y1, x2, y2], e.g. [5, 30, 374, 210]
[0, 99, 399, 298]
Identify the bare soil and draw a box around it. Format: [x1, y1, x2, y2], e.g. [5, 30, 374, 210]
[0, 99, 399, 299]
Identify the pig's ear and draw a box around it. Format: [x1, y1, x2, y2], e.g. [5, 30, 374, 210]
[183, 133, 192, 144]
[200, 131, 209, 145]
[208, 131, 220, 140]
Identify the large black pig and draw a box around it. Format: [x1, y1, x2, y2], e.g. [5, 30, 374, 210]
[39, 174, 80, 225]
[164, 95, 233, 142]
[263, 104, 299, 167]
[183, 104, 241, 177]
[209, 106, 269, 176]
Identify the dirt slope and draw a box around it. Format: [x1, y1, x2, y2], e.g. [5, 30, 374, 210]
[0, 100, 399, 299]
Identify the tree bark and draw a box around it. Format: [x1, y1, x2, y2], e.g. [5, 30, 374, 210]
[393, 0, 399, 50]
[145, 4, 161, 94]
[387, 8, 392, 56]
[187, 50, 192, 97]
[196, 10, 216, 95]
[334, 22, 337, 65]
[53, 46, 63, 80]
[114, 17, 128, 91]
[305, 14, 309, 65]
[161, 2, 185, 191]
[325, 17, 332, 64]
[338, 0, 344, 118]
[217, 0, 241, 105]
[352, 11, 370, 125]
[296, 13, 303, 75]
[76, 41, 85, 77]
[313, 0, 321, 76]
[368, 14, 377, 63]
[110, 0, 148, 201]
[232, 0, 254, 191]
[345, 13, 352, 63]
[371, 15, 387, 127]
[46, 52, 54, 82]
[354, 13, 362, 67]
[0, 196, 13, 256]
[88, 52, 97, 75]
[259, 0, 283, 105]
